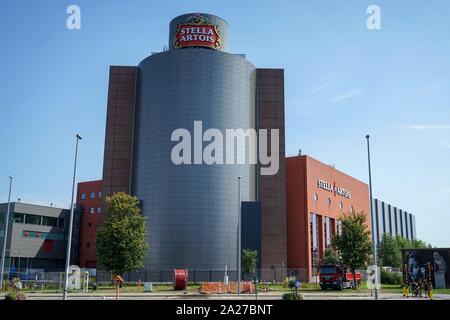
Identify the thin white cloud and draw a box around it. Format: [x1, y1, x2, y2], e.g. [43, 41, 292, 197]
[403, 124, 450, 131]
[402, 124, 450, 149]
[308, 73, 336, 93]
[332, 89, 362, 103]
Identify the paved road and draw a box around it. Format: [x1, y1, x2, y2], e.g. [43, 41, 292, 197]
[8, 292, 450, 300]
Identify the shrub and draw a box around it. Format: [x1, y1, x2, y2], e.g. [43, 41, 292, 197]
[380, 270, 402, 285]
[4, 292, 17, 300]
[282, 292, 303, 300]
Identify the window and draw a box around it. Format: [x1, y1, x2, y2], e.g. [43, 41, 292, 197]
[22, 230, 64, 240]
[98, 191, 102, 198]
[89, 208, 95, 214]
[310, 213, 319, 273]
[88, 222, 92, 227]
[313, 193, 318, 202]
[350, 205, 354, 213]
[42, 216, 58, 227]
[90, 192, 95, 199]
[337, 220, 342, 235]
[339, 201, 343, 210]
[327, 198, 332, 207]
[97, 207, 101, 214]
[81, 193, 86, 200]
[324, 217, 331, 247]
[86, 243, 90, 248]
[58, 218, 65, 228]
[25, 214, 41, 225]
[13, 213, 25, 223]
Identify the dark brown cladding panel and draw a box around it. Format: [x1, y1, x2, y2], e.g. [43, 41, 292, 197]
[257, 68, 287, 269]
[102, 66, 137, 198]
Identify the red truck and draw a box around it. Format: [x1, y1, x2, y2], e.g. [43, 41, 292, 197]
[319, 264, 362, 290]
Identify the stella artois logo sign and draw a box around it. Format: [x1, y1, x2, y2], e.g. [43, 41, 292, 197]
[173, 15, 222, 50]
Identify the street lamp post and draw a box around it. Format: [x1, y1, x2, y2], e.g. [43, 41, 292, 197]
[237, 176, 242, 295]
[0, 176, 13, 292]
[63, 134, 83, 300]
[366, 134, 379, 300]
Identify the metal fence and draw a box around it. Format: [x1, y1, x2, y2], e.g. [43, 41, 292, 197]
[2, 268, 311, 290]
[95, 268, 311, 284]
[2, 267, 379, 290]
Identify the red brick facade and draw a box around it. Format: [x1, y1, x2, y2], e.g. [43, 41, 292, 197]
[77, 180, 103, 268]
[286, 155, 371, 281]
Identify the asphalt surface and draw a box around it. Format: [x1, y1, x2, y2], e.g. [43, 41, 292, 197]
[4, 292, 449, 300]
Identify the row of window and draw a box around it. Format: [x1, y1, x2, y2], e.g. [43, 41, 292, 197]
[22, 230, 65, 241]
[10, 213, 65, 228]
[313, 193, 354, 212]
[80, 191, 102, 200]
[87, 207, 102, 214]
[310, 213, 343, 270]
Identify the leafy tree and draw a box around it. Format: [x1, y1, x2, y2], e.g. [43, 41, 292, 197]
[332, 211, 372, 289]
[377, 234, 432, 268]
[395, 235, 431, 250]
[377, 233, 401, 268]
[320, 248, 341, 266]
[411, 239, 431, 249]
[242, 249, 258, 278]
[96, 192, 148, 276]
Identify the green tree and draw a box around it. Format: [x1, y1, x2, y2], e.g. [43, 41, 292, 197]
[242, 249, 258, 279]
[332, 211, 372, 289]
[96, 192, 148, 276]
[320, 248, 341, 266]
[395, 235, 431, 250]
[377, 233, 401, 268]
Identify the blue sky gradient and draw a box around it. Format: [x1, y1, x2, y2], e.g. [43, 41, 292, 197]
[0, 1, 449, 246]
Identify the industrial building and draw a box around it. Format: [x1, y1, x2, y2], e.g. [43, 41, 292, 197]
[1, 13, 420, 279]
[0, 202, 79, 273]
[286, 155, 371, 281]
[100, 13, 286, 273]
[285, 155, 417, 281]
[372, 198, 416, 245]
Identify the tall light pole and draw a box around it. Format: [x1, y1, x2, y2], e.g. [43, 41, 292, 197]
[0, 176, 13, 292]
[366, 134, 379, 300]
[63, 134, 83, 300]
[237, 176, 242, 295]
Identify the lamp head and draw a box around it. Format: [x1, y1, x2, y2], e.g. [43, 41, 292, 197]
[76, 134, 83, 140]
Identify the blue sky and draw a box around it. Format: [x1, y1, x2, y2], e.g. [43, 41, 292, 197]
[0, 0, 449, 246]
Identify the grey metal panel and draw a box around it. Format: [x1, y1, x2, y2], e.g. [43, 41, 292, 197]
[133, 48, 256, 271]
[0, 203, 69, 261]
[371, 198, 378, 245]
[388, 204, 393, 234]
[9, 224, 66, 259]
[393, 207, 401, 236]
[381, 201, 388, 235]
[411, 214, 416, 240]
[404, 211, 409, 240]
[9, 202, 68, 219]
[377, 199, 384, 238]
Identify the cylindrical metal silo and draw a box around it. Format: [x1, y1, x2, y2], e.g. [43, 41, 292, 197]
[132, 14, 256, 272]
